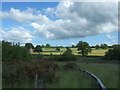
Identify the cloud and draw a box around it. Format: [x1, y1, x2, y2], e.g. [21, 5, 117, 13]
[30, 2, 117, 39]
[70, 42, 76, 45]
[1, 27, 33, 43]
[1, 7, 50, 23]
[1, 8, 35, 23]
[1, 2, 118, 40]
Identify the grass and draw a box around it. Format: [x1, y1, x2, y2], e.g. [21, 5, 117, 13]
[54, 58, 118, 88]
[4, 47, 117, 88]
[88, 49, 108, 56]
[77, 63, 118, 88]
[31, 48, 118, 88]
[32, 48, 108, 56]
[46, 69, 99, 88]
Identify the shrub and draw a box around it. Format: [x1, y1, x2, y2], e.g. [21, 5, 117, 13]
[56, 47, 60, 51]
[64, 62, 77, 70]
[35, 53, 43, 61]
[34, 59, 60, 84]
[3, 59, 59, 88]
[61, 48, 76, 61]
[2, 41, 31, 62]
[35, 45, 42, 52]
[105, 44, 120, 60]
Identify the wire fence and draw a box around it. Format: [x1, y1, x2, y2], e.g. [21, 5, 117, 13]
[75, 67, 106, 90]
[34, 67, 106, 89]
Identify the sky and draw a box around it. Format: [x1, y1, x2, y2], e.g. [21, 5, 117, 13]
[0, 1, 119, 46]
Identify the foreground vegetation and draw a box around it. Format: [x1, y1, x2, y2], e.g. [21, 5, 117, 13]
[46, 69, 98, 88]
[2, 41, 119, 88]
[77, 63, 118, 88]
[54, 60, 118, 88]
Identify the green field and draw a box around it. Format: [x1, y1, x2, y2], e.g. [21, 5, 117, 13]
[31, 48, 119, 88]
[46, 69, 98, 88]
[3, 45, 118, 88]
[54, 61, 118, 88]
[32, 48, 108, 56]
[77, 63, 118, 88]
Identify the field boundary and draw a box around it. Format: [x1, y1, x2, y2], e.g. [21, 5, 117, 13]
[75, 67, 106, 90]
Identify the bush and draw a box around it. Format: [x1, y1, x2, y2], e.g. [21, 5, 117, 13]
[105, 44, 120, 60]
[2, 41, 31, 62]
[35, 53, 43, 61]
[35, 45, 42, 52]
[61, 48, 76, 61]
[64, 62, 77, 70]
[3, 59, 59, 88]
[34, 59, 60, 84]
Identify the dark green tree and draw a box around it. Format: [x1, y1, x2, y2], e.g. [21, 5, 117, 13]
[63, 48, 72, 56]
[56, 47, 60, 52]
[101, 44, 108, 49]
[62, 48, 75, 61]
[88, 47, 92, 53]
[25, 43, 34, 49]
[77, 41, 91, 56]
[46, 44, 51, 48]
[95, 44, 100, 49]
[105, 44, 120, 60]
[66, 47, 70, 50]
[72, 45, 75, 48]
[35, 45, 42, 52]
[2, 41, 30, 61]
[41, 45, 45, 48]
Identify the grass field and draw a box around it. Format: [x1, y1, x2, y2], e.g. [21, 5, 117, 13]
[88, 49, 108, 56]
[32, 48, 108, 56]
[54, 61, 118, 88]
[77, 63, 118, 88]
[31, 47, 118, 88]
[46, 69, 99, 88]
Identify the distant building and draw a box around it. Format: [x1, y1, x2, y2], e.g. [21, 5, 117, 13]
[29, 48, 34, 53]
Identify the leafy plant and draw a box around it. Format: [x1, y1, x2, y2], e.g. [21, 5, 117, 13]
[64, 62, 77, 70]
[105, 44, 120, 60]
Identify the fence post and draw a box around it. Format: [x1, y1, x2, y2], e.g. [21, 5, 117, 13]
[34, 74, 38, 88]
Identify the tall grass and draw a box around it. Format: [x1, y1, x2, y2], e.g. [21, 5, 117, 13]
[77, 63, 118, 88]
[54, 61, 118, 88]
[46, 69, 99, 88]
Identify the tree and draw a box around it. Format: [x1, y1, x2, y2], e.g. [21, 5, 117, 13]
[101, 44, 108, 49]
[62, 48, 75, 61]
[105, 44, 120, 60]
[25, 43, 34, 49]
[63, 48, 72, 56]
[35, 45, 42, 52]
[56, 47, 60, 52]
[77, 41, 90, 56]
[95, 44, 100, 49]
[88, 47, 92, 53]
[41, 45, 45, 48]
[72, 45, 75, 48]
[2, 41, 30, 61]
[66, 47, 70, 50]
[46, 44, 51, 48]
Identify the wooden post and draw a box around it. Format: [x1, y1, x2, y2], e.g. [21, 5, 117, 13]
[34, 74, 38, 88]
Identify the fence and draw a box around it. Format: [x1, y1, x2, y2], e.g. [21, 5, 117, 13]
[75, 67, 106, 90]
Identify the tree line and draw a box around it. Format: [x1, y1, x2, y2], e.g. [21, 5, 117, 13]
[25, 42, 110, 50]
[1, 40, 120, 61]
[24, 41, 111, 56]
